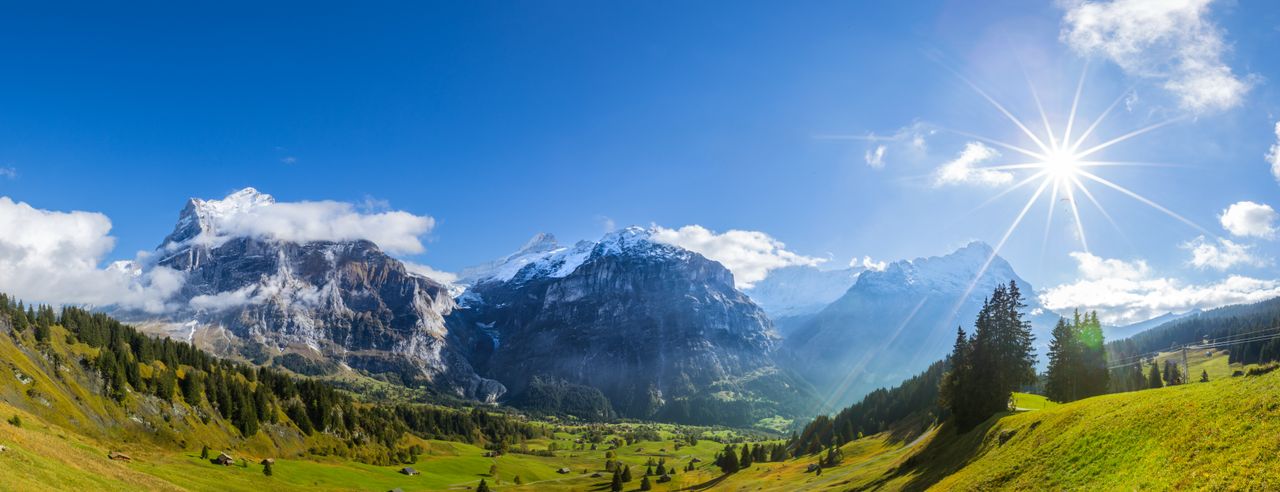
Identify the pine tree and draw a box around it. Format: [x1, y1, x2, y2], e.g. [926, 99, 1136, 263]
[940, 326, 972, 427]
[940, 282, 1037, 430]
[640, 475, 653, 491]
[262, 461, 273, 476]
[1201, 369, 1209, 383]
[717, 444, 739, 474]
[611, 469, 623, 492]
[1147, 362, 1163, 389]
[477, 478, 491, 492]
[200, 444, 209, 459]
[1046, 311, 1108, 402]
[1045, 317, 1079, 402]
[739, 443, 752, 468]
[621, 464, 632, 482]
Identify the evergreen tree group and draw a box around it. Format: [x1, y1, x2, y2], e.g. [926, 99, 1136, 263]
[1044, 311, 1109, 403]
[939, 281, 1038, 431]
[0, 294, 548, 465]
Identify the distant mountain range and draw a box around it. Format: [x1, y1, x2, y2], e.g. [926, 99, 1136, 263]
[107, 187, 1195, 426]
[743, 265, 862, 321]
[779, 242, 1059, 410]
[1106, 309, 1202, 341]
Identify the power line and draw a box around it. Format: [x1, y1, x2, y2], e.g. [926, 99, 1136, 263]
[1106, 328, 1280, 370]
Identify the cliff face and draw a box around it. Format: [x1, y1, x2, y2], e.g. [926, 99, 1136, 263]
[121, 188, 505, 401]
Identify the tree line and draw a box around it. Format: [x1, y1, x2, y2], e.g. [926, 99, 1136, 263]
[0, 293, 548, 463]
[788, 359, 946, 456]
[794, 281, 1121, 450]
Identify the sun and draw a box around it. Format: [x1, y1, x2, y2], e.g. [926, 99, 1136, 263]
[1042, 149, 1083, 179]
[930, 63, 1210, 326]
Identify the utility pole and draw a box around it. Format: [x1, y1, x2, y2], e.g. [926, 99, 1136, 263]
[1182, 346, 1190, 385]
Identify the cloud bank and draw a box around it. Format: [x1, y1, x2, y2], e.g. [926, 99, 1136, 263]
[1040, 251, 1280, 325]
[188, 188, 436, 255]
[1061, 0, 1251, 112]
[1183, 236, 1267, 270]
[651, 225, 825, 288]
[0, 197, 183, 313]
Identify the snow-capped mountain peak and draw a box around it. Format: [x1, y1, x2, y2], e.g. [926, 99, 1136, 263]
[458, 226, 691, 288]
[162, 187, 275, 249]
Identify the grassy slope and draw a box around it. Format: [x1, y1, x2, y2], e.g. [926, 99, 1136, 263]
[7, 316, 1276, 490]
[902, 371, 1280, 490]
[0, 401, 744, 491]
[706, 371, 1280, 491]
[1010, 392, 1058, 411]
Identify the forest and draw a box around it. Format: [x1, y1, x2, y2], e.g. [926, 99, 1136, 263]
[0, 293, 548, 464]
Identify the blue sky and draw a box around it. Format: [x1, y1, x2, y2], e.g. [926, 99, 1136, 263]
[2, 1, 1279, 324]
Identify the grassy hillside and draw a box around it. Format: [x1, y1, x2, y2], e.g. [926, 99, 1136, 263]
[698, 369, 1280, 491]
[919, 368, 1280, 490]
[0, 395, 762, 491]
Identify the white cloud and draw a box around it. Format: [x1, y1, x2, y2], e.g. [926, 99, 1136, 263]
[651, 225, 824, 288]
[1183, 236, 1267, 270]
[0, 197, 184, 313]
[1070, 251, 1150, 280]
[0, 167, 15, 179]
[402, 261, 459, 285]
[933, 142, 1012, 187]
[1061, 0, 1251, 112]
[853, 255, 888, 272]
[1219, 201, 1277, 239]
[281, 156, 297, 164]
[1267, 121, 1280, 184]
[1040, 251, 1280, 324]
[190, 189, 436, 255]
[864, 145, 887, 169]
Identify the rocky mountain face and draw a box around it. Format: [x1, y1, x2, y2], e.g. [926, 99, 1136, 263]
[118, 188, 504, 402]
[452, 227, 819, 425]
[781, 242, 1057, 410]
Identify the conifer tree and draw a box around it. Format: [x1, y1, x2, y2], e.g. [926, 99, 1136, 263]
[1045, 317, 1079, 402]
[640, 475, 653, 491]
[610, 469, 623, 492]
[477, 478, 491, 492]
[621, 464, 632, 482]
[739, 443, 752, 468]
[940, 282, 1037, 430]
[1147, 362, 1163, 389]
[1201, 369, 1209, 383]
[716, 444, 739, 473]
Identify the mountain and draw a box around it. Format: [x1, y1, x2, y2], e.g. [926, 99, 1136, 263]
[114, 188, 505, 402]
[1106, 309, 1201, 341]
[451, 227, 820, 426]
[744, 265, 862, 322]
[781, 241, 1057, 409]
